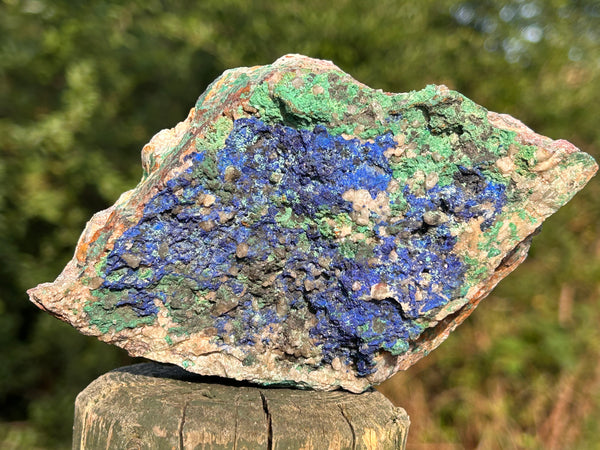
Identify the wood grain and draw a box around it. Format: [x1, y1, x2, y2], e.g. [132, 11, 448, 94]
[73, 363, 409, 449]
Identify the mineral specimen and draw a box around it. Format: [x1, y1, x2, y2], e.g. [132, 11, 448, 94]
[28, 55, 597, 392]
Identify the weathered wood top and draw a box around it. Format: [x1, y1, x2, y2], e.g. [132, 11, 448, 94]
[73, 362, 409, 449]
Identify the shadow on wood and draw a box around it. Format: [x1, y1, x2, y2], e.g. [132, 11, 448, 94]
[73, 363, 409, 449]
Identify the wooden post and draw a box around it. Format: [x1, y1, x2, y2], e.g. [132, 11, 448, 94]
[73, 362, 409, 449]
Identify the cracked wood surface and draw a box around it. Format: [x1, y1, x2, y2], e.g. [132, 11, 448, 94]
[73, 362, 409, 449]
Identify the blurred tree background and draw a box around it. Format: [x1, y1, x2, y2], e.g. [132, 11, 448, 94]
[1, 0, 599, 448]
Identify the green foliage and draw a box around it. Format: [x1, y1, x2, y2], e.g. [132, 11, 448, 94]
[1, 0, 599, 448]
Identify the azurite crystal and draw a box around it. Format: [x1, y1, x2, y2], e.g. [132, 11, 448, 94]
[28, 55, 597, 392]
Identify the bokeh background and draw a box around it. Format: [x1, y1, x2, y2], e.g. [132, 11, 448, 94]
[1, 0, 599, 448]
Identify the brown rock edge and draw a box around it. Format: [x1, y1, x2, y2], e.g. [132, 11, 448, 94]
[73, 362, 410, 449]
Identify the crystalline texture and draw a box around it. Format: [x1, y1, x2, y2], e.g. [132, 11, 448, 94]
[28, 55, 597, 392]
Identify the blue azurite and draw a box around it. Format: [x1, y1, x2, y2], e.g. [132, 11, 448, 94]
[97, 117, 507, 375]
